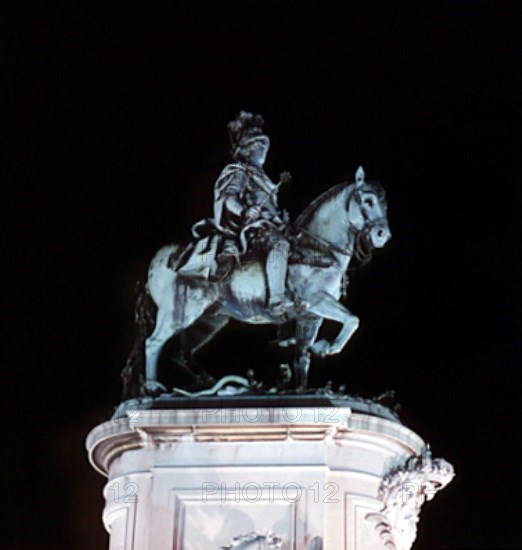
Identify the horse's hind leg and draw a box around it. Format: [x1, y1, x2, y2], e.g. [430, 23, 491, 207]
[177, 303, 230, 386]
[293, 314, 323, 389]
[144, 303, 178, 394]
[144, 279, 218, 395]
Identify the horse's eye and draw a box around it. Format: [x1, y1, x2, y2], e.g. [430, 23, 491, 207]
[364, 197, 374, 207]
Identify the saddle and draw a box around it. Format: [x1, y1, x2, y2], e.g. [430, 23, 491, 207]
[176, 233, 336, 285]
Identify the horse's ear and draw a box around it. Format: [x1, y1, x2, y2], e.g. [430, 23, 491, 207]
[355, 166, 365, 187]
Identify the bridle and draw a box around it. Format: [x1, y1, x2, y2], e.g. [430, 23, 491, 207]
[297, 183, 387, 258]
[348, 183, 388, 233]
[294, 182, 387, 293]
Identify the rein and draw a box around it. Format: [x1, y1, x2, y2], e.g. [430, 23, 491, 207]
[292, 185, 386, 298]
[293, 228, 352, 297]
[294, 186, 363, 260]
[297, 226, 354, 258]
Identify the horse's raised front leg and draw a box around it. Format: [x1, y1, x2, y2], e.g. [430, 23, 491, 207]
[293, 314, 323, 389]
[308, 291, 359, 357]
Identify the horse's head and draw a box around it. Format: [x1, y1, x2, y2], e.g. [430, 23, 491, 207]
[293, 168, 391, 265]
[346, 166, 391, 249]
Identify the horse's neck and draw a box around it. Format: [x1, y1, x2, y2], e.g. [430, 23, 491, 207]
[303, 185, 354, 269]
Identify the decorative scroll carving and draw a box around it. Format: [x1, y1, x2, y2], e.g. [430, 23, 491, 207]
[366, 447, 454, 549]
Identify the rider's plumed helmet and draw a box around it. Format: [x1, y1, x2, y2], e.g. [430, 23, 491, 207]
[228, 111, 270, 160]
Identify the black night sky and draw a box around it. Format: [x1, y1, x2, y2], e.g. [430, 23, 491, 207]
[2, 3, 519, 549]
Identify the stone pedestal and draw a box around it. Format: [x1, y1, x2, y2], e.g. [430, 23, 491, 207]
[86, 397, 453, 549]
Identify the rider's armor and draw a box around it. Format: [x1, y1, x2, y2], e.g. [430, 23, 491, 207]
[215, 163, 286, 252]
[179, 111, 291, 313]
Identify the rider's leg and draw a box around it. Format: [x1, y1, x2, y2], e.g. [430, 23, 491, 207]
[266, 238, 292, 312]
[215, 239, 240, 279]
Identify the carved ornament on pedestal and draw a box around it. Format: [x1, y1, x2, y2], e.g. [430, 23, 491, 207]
[366, 447, 455, 549]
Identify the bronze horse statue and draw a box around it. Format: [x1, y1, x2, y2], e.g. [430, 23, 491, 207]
[122, 167, 390, 398]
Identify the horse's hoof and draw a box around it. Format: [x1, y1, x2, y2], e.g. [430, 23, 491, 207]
[311, 339, 330, 358]
[141, 380, 167, 396]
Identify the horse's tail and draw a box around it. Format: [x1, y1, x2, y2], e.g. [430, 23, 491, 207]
[121, 280, 158, 400]
[121, 243, 183, 399]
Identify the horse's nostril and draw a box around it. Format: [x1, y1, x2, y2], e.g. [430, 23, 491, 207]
[377, 229, 384, 238]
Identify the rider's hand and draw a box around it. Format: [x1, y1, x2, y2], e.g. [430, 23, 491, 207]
[245, 205, 262, 222]
[279, 171, 292, 186]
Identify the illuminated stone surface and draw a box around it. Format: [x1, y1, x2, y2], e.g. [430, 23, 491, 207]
[86, 398, 453, 549]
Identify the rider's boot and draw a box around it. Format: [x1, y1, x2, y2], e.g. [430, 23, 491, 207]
[266, 243, 293, 316]
[212, 239, 240, 281]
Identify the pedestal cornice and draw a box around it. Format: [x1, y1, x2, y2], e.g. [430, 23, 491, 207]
[86, 399, 424, 477]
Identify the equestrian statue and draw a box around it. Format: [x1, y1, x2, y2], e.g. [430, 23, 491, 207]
[122, 111, 391, 398]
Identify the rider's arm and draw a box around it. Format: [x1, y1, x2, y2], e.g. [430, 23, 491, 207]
[226, 175, 262, 223]
[222, 170, 246, 216]
[214, 166, 247, 226]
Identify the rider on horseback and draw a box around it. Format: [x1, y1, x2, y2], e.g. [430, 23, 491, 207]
[179, 111, 293, 316]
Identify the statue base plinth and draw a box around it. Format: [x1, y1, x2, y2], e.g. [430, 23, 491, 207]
[86, 398, 451, 549]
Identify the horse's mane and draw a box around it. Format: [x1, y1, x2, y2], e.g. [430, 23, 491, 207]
[293, 181, 350, 229]
[294, 179, 386, 230]
[292, 179, 387, 267]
